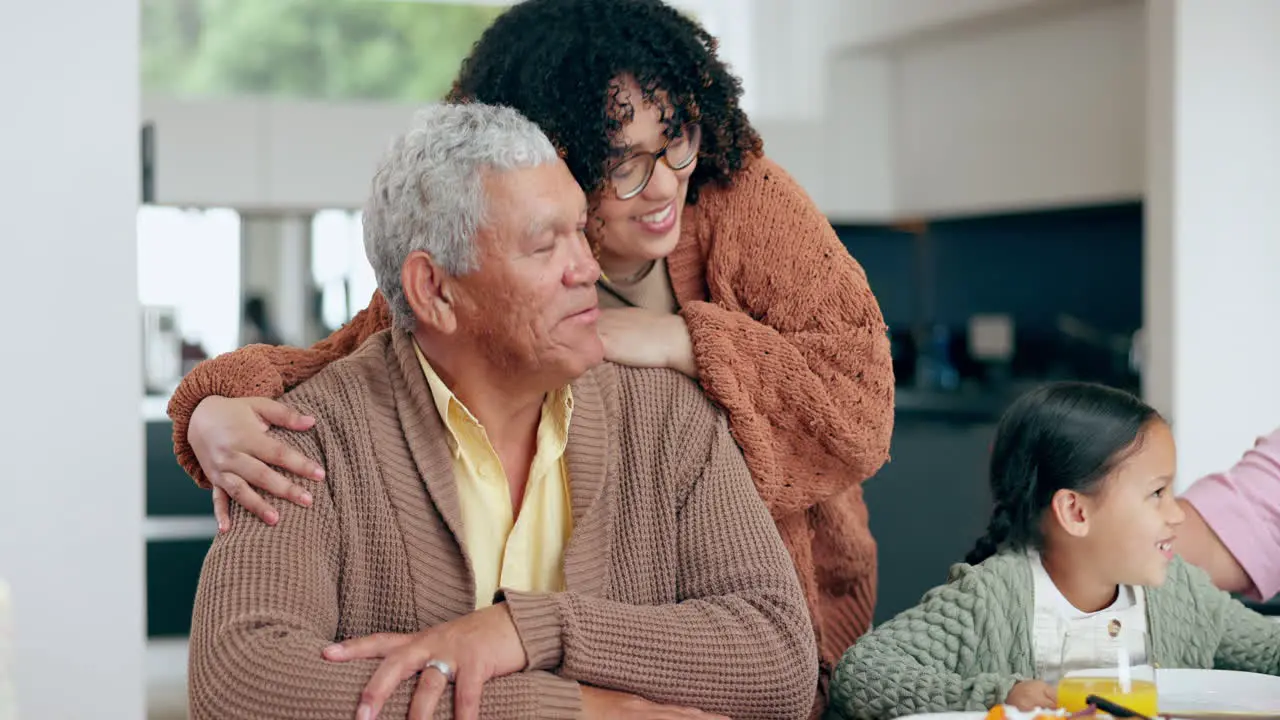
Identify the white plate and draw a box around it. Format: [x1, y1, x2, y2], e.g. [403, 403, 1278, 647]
[892, 670, 1280, 720]
[1158, 668, 1280, 716]
[890, 707, 1059, 712]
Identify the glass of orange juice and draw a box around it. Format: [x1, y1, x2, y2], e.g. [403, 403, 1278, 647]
[1056, 623, 1158, 717]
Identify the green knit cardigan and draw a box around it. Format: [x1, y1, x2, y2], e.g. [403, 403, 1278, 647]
[826, 553, 1280, 719]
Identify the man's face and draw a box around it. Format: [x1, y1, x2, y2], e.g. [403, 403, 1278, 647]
[448, 160, 604, 385]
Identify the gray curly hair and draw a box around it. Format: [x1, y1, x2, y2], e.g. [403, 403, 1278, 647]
[362, 103, 560, 330]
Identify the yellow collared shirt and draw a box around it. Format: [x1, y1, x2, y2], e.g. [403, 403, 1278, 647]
[414, 342, 574, 609]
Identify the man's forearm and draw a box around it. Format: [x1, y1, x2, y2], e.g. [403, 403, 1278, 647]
[1178, 428, 1280, 599]
[190, 627, 580, 720]
[189, 624, 411, 720]
[506, 588, 817, 720]
[1176, 499, 1254, 594]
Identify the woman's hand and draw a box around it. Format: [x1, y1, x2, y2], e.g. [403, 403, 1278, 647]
[188, 395, 326, 531]
[323, 603, 528, 720]
[597, 308, 696, 377]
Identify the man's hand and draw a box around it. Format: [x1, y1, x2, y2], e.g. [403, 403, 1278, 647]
[323, 603, 527, 720]
[580, 687, 729, 720]
[1004, 680, 1057, 712]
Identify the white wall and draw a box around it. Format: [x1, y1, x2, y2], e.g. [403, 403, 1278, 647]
[892, 0, 1145, 217]
[144, 97, 414, 210]
[746, 0, 836, 123]
[801, 52, 896, 221]
[0, 0, 146, 718]
[1145, 0, 1280, 490]
[836, 0, 1060, 49]
[142, 93, 883, 217]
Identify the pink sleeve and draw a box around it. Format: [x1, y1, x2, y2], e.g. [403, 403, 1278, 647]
[1182, 427, 1280, 600]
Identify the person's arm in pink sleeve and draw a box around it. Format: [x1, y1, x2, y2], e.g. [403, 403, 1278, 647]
[1178, 427, 1280, 600]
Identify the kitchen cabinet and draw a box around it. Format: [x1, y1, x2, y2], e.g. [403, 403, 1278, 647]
[144, 405, 215, 638]
[863, 412, 999, 625]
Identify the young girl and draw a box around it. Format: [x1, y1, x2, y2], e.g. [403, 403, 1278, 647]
[826, 381, 1280, 719]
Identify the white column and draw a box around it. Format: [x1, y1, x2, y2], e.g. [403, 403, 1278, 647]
[241, 214, 315, 347]
[0, 1, 145, 718]
[1145, 0, 1280, 492]
[278, 216, 315, 346]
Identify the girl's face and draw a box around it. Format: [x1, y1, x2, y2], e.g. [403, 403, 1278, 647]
[1050, 420, 1186, 587]
[589, 75, 699, 276]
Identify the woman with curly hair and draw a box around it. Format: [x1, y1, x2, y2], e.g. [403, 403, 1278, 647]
[170, 0, 894, 704]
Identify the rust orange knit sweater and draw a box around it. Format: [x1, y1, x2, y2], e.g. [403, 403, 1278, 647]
[169, 154, 895, 671]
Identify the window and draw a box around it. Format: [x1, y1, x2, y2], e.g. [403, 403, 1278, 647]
[312, 210, 377, 331]
[137, 206, 242, 358]
[141, 0, 506, 103]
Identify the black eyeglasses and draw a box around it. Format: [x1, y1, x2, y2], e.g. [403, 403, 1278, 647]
[605, 124, 702, 200]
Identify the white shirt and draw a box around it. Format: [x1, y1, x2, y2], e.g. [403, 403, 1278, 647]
[1027, 550, 1149, 683]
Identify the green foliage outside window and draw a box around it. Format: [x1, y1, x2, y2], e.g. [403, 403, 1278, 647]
[141, 0, 506, 102]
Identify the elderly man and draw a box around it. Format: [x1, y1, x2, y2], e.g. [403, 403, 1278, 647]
[187, 103, 817, 720]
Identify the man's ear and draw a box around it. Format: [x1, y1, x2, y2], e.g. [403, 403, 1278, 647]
[402, 251, 457, 334]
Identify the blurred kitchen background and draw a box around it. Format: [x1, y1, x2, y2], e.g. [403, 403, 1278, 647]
[133, 0, 1152, 652]
[3, 1, 1278, 718]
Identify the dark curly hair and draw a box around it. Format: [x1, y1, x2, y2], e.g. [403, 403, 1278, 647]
[447, 0, 763, 204]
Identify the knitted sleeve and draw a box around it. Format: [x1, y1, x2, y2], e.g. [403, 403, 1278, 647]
[1181, 427, 1280, 600]
[826, 563, 1025, 719]
[503, 372, 818, 720]
[186, 404, 583, 720]
[680, 157, 894, 519]
[166, 291, 392, 488]
[1181, 561, 1280, 674]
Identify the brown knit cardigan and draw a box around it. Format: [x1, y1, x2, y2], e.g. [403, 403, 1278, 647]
[189, 330, 819, 719]
[169, 154, 896, 668]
